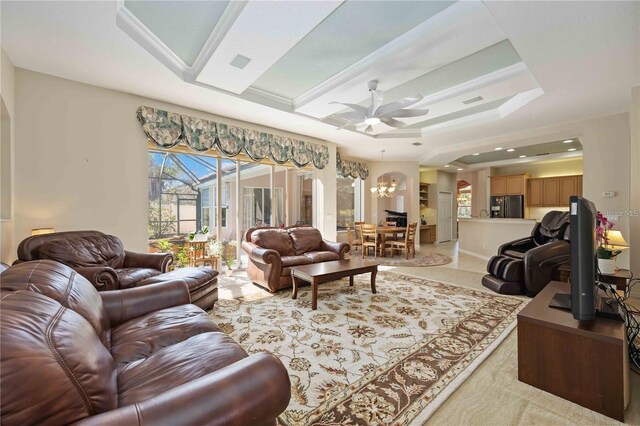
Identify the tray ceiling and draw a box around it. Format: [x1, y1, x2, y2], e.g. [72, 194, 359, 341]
[116, 0, 543, 139]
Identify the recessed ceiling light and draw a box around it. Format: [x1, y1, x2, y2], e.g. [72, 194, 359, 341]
[507, 148, 515, 152]
[563, 139, 573, 143]
[494, 147, 503, 151]
[457, 168, 463, 171]
[230, 54, 252, 69]
[412, 142, 423, 146]
[472, 153, 480, 156]
[568, 148, 577, 152]
[519, 155, 526, 158]
[444, 165, 450, 168]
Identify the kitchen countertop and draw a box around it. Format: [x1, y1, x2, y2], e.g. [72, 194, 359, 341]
[458, 218, 537, 224]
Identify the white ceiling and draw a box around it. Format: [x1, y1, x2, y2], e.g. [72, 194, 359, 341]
[1, 1, 638, 165]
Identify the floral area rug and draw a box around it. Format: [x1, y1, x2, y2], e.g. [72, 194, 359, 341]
[349, 250, 452, 267]
[210, 271, 525, 425]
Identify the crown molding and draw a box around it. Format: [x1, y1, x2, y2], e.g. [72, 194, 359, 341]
[115, 1, 188, 79]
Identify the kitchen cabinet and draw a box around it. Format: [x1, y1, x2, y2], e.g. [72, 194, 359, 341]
[527, 175, 583, 207]
[507, 175, 525, 195]
[559, 176, 579, 206]
[490, 176, 507, 196]
[528, 178, 543, 207]
[420, 225, 436, 244]
[542, 178, 560, 206]
[491, 174, 527, 196]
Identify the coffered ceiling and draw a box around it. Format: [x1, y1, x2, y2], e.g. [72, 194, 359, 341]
[2, 1, 638, 164]
[116, 1, 542, 139]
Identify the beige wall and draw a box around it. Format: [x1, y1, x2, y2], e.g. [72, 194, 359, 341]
[629, 86, 639, 283]
[10, 69, 335, 260]
[1, 48, 15, 264]
[494, 157, 583, 178]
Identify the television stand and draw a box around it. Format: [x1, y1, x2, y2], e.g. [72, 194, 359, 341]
[548, 292, 624, 321]
[518, 282, 630, 421]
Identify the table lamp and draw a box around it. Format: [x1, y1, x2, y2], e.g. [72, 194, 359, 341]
[605, 230, 629, 251]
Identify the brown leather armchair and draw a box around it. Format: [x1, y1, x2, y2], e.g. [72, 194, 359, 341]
[482, 211, 571, 296]
[242, 226, 349, 292]
[14, 230, 173, 291]
[0, 260, 291, 426]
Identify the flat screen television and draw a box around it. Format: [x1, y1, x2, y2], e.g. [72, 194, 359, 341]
[549, 195, 598, 320]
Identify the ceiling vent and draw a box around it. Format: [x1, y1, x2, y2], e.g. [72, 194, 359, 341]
[462, 96, 484, 105]
[536, 152, 550, 156]
[412, 142, 423, 146]
[230, 54, 251, 69]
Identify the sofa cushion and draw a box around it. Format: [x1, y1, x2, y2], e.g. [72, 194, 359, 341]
[110, 304, 220, 368]
[281, 255, 314, 268]
[252, 229, 295, 256]
[38, 234, 125, 269]
[289, 227, 323, 255]
[0, 260, 111, 347]
[136, 267, 218, 292]
[117, 332, 247, 406]
[304, 251, 340, 263]
[116, 268, 161, 289]
[0, 291, 117, 425]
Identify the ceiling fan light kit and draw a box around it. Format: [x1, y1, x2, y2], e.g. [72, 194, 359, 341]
[332, 80, 429, 134]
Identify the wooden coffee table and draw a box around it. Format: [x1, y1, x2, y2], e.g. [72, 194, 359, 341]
[290, 259, 378, 310]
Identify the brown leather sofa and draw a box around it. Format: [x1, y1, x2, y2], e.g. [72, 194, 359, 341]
[242, 226, 349, 292]
[0, 260, 291, 426]
[482, 211, 571, 296]
[15, 230, 173, 290]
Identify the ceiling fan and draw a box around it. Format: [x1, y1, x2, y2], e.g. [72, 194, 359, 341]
[331, 80, 429, 134]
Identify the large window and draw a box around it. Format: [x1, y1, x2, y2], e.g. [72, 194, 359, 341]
[243, 187, 284, 228]
[337, 175, 364, 230]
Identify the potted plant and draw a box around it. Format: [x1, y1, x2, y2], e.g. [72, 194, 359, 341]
[596, 213, 622, 274]
[189, 226, 209, 242]
[209, 239, 238, 276]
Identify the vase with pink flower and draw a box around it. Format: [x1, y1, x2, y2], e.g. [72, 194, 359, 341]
[595, 212, 628, 274]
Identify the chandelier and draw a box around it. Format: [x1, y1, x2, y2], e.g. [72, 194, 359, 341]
[371, 179, 397, 197]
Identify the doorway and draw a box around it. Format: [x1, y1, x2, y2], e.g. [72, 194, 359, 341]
[438, 191, 453, 242]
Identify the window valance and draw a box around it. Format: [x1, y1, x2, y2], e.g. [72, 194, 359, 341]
[137, 106, 330, 169]
[336, 152, 369, 179]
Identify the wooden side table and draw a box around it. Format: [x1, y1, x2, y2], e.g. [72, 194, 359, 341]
[517, 281, 630, 421]
[554, 264, 633, 296]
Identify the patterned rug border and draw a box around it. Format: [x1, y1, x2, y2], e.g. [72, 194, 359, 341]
[214, 270, 526, 425]
[349, 251, 453, 268]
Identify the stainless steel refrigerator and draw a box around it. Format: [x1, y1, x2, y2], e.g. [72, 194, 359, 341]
[490, 195, 524, 218]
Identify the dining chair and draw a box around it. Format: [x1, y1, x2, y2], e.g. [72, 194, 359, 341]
[390, 222, 418, 259]
[346, 222, 362, 253]
[383, 220, 401, 243]
[360, 223, 380, 258]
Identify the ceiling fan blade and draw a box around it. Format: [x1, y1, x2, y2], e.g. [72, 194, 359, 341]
[380, 116, 407, 128]
[364, 125, 374, 134]
[334, 110, 366, 122]
[330, 101, 369, 115]
[386, 108, 429, 118]
[375, 94, 424, 117]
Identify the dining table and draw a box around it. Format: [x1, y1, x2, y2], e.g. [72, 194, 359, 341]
[364, 225, 407, 257]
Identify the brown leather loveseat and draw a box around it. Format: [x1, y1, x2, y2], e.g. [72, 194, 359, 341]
[0, 260, 291, 425]
[242, 226, 349, 292]
[15, 230, 173, 290]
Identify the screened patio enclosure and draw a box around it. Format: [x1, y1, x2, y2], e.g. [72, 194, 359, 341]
[148, 149, 315, 265]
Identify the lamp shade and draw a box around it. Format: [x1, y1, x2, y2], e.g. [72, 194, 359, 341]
[32, 228, 55, 236]
[605, 230, 629, 249]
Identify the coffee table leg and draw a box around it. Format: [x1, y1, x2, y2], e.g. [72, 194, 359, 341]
[349, 275, 354, 287]
[371, 269, 377, 294]
[312, 278, 318, 310]
[292, 274, 298, 300]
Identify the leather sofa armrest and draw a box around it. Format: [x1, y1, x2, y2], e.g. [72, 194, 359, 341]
[498, 236, 535, 255]
[100, 280, 191, 327]
[241, 241, 282, 267]
[75, 266, 119, 291]
[123, 250, 173, 273]
[322, 240, 350, 259]
[71, 353, 291, 426]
